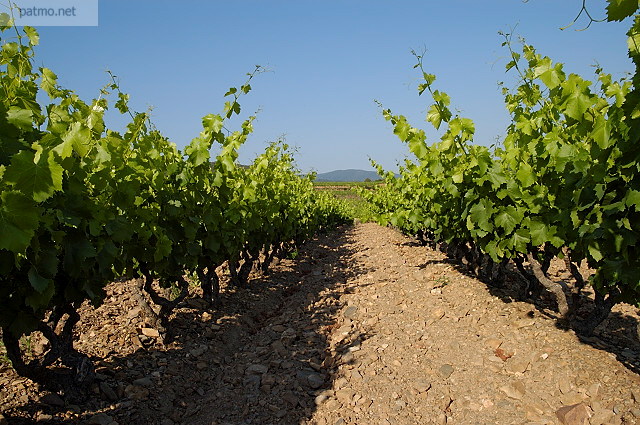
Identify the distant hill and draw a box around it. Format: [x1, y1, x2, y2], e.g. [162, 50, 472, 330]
[315, 169, 381, 182]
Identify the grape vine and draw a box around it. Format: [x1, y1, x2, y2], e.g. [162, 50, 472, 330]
[0, 17, 351, 395]
[363, 0, 640, 335]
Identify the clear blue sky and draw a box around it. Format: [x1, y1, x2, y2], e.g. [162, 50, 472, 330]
[26, 0, 633, 173]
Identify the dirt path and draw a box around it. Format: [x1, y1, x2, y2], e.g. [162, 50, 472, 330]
[1, 223, 640, 425]
[304, 224, 640, 425]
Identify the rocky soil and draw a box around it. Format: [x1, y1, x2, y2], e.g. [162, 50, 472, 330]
[1, 223, 640, 425]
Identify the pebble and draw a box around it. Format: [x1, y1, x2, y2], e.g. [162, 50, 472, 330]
[127, 307, 142, 319]
[0, 414, 6, 425]
[189, 345, 208, 357]
[468, 397, 485, 409]
[439, 364, 454, 379]
[589, 409, 614, 425]
[40, 393, 65, 407]
[344, 306, 358, 319]
[515, 318, 535, 328]
[282, 391, 298, 406]
[244, 374, 261, 389]
[140, 327, 160, 338]
[99, 382, 118, 401]
[296, 369, 324, 388]
[37, 413, 53, 422]
[133, 377, 153, 387]
[560, 392, 585, 406]
[505, 357, 530, 374]
[357, 397, 373, 408]
[341, 352, 355, 363]
[85, 413, 115, 425]
[394, 399, 407, 410]
[587, 383, 601, 398]
[485, 338, 502, 350]
[555, 403, 590, 425]
[335, 388, 355, 404]
[412, 378, 432, 393]
[124, 384, 149, 400]
[246, 364, 268, 375]
[325, 398, 341, 411]
[500, 381, 526, 400]
[431, 308, 446, 320]
[307, 373, 325, 389]
[559, 379, 572, 395]
[315, 394, 329, 405]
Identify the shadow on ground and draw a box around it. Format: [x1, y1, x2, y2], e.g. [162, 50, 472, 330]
[2, 224, 372, 425]
[403, 239, 640, 376]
